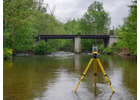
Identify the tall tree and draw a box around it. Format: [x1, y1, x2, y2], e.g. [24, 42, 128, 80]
[63, 18, 81, 34]
[3, 0, 36, 51]
[80, 1, 111, 34]
[118, 0, 137, 55]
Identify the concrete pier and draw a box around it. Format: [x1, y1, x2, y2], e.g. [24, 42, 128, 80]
[74, 37, 81, 53]
[109, 35, 118, 47]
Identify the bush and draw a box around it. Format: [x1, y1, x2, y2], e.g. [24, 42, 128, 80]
[111, 41, 121, 54]
[77, 31, 81, 37]
[98, 44, 103, 52]
[34, 40, 51, 54]
[81, 39, 93, 51]
[59, 39, 73, 51]
[113, 42, 117, 46]
[103, 47, 113, 55]
[3, 48, 13, 59]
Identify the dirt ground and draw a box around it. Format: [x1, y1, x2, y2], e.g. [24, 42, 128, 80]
[118, 48, 133, 56]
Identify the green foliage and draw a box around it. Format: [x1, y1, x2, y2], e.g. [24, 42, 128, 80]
[63, 19, 81, 34]
[77, 31, 81, 37]
[103, 47, 113, 55]
[3, 0, 36, 52]
[118, 32, 137, 55]
[114, 27, 121, 36]
[98, 44, 103, 51]
[3, 0, 66, 53]
[81, 39, 103, 51]
[102, 41, 121, 55]
[46, 39, 65, 52]
[111, 42, 121, 54]
[81, 39, 93, 51]
[3, 47, 13, 59]
[113, 42, 117, 46]
[116, 0, 137, 55]
[32, 9, 66, 35]
[80, 1, 111, 34]
[59, 39, 73, 51]
[34, 40, 51, 54]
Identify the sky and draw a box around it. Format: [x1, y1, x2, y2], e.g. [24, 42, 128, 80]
[44, 0, 132, 29]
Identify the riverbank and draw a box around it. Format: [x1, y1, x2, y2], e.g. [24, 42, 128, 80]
[117, 48, 134, 56]
[3, 48, 135, 60]
[102, 45, 136, 56]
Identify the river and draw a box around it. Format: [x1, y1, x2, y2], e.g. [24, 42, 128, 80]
[3, 52, 137, 100]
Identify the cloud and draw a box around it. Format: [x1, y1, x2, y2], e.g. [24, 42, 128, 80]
[44, 0, 132, 28]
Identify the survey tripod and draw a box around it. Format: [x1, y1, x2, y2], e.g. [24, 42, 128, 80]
[74, 44, 114, 93]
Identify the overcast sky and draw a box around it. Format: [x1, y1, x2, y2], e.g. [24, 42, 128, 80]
[44, 0, 132, 29]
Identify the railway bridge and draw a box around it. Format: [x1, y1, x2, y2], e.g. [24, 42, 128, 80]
[36, 30, 117, 53]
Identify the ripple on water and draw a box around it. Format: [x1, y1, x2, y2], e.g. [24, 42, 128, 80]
[47, 51, 75, 59]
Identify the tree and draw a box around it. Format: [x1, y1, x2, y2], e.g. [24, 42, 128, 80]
[114, 27, 121, 36]
[63, 18, 81, 34]
[3, 0, 36, 52]
[117, 0, 137, 55]
[80, 1, 111, 34]
[3, 0, 66, 53]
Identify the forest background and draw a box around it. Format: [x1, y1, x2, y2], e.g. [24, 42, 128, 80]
[3, 0, 137, 58]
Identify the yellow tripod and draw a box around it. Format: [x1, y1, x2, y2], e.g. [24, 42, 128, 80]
[74, 51, 114, 93]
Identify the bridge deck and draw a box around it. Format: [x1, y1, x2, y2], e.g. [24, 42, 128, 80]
[37, 35, 110, 39]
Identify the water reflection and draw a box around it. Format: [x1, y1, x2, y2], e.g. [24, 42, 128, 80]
[3, 53, 137, 100]
[3, 56, 59, 100]
[73, 54, 81, 71]
[98, 55, 137, 100]
[73, 55, 137, 100]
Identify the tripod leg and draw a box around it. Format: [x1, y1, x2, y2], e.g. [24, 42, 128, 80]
[74, 58, 93, 92]
[96, 58, 114, 93]
[93, 58, 97, 85]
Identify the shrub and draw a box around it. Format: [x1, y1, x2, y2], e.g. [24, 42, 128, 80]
[98, 44, 103, 52]
[34, 40, 51, 54]
[77, 31, 81, 37]
[103, 47, 113, 55]
[113, 42, 117, 46]
[3, 48, 13, 59]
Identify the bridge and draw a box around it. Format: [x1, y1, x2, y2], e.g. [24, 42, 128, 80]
[36, 30, 117, 53]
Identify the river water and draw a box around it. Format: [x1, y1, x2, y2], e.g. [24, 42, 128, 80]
[3, 52, 137, 100]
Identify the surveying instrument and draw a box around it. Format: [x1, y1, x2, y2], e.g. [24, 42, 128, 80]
[74, 44, 114, 93]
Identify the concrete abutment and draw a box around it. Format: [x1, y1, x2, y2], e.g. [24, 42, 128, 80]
[103, 30, 118, 49]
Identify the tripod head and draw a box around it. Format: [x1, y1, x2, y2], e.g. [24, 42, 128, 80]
[92, 44, 98, 58]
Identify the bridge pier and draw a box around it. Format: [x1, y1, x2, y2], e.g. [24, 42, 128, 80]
[109, 35, 118, 47]
[109, 30, 118, 47]
[103, 30, 118, 49]
[74, 37, 81, 53]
